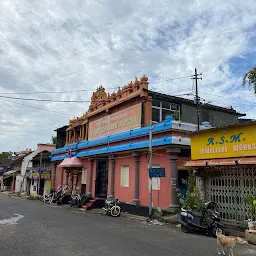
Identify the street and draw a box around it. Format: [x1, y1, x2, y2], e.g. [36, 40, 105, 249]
[0, 194, 255, 256]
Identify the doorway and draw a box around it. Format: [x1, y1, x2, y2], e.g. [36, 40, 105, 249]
[178, 170, 189, 200]
[38, 179, 44, 196]
[95, 159, 108, 198]
[26, 178, 31, 195]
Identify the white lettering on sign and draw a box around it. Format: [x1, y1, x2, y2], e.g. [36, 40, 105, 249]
[200, 143, 256, 155]
[200, 146, 228, 155]
[233, 143, 256, 152]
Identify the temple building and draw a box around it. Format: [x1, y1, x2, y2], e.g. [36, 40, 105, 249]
[50, 75, 243, 212]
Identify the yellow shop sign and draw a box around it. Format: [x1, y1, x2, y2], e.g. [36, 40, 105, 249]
[191, 123, 256, 160]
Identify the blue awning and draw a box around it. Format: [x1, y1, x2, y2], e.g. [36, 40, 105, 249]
[0, 167, 12, 176]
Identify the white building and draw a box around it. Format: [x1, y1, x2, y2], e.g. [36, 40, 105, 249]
[15, 144, 55, 196]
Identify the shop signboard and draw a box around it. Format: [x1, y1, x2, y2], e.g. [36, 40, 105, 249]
[88, 103, 142, 140]
[148, 168, 166, 178]
[32, 171, 39, 179]
[41, 171, 51, 180]
[191, 122, 256, 160]
[32, 170, 51, 180]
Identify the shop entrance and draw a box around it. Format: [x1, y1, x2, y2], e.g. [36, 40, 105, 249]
[205, 166, 256, 222]
[95, 159, 108, 198]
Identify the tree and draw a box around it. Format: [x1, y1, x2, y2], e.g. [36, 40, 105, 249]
[176, 171, 205, 211]
[51, 136, 57, 144]
[243, 67, 256, 93]
[0, 152, 12, 166]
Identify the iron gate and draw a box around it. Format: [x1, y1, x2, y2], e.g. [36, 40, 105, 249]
[205, 165, 256, 222]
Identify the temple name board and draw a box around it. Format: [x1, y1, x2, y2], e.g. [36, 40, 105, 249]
[88, 103, 142, 140]
[191, 123, 256, 160]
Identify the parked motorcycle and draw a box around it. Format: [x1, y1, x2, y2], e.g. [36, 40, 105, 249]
[43, 185, 62, 204]
[103, 197, 121, 217]
[69, 193, 82, 207]
[42, 189, 55, 204]
[56, 185, 69, 205]
[180, 201, 225, 236]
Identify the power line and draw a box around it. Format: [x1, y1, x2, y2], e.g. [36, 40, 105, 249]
[199, 91, 255, 103]
[0, 99, 72, 116]
[0, 91, 193, 104]
[0, 75, 192, 95]
[0, 95, 91, 102]
[0, 126, 58, 141]
[5, 20, 256, 91]
[0, 87, 117, 95]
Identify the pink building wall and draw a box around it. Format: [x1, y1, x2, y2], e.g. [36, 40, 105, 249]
[112, 149, 172, 209]
[114, 154, 134, 203]
[38, 143, 55, 152]
[54, 148, 187, 209]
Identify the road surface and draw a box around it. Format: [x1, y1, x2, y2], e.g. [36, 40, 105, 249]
[0, 193, 255, 256]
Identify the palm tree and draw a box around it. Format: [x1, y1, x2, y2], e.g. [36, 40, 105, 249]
[243, 67, 256, 93]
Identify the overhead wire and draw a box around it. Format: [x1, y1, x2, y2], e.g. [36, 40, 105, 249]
[0, 126, 58, 141]
[0, 90, 195, 103]
[0, 74, 193, 96]
[0, 98, 72, 116]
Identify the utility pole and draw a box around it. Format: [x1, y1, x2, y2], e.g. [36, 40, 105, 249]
[148, 120, 153, 218]
[191, 68, 202, 131]
[38, 152, 43, 197]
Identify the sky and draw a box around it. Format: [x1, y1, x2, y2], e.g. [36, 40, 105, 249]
[0, 0, 255, 152]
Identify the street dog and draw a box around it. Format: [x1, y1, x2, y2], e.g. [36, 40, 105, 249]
[216, 232, 247, 256]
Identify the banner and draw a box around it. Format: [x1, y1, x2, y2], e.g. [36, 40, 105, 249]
[88, 103, 142, 140]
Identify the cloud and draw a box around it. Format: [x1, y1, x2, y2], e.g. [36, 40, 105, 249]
[0, 0, 255, 151]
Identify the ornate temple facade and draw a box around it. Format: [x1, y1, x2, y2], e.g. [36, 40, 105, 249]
[65, 75, 150, 145]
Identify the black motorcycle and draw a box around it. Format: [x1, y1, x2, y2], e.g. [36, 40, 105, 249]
[103, 197, 121, 217]
[180, 201, 225, 236]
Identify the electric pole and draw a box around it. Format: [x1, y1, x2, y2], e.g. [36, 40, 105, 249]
[148, 120, 153, 218]
[38, 151, 43, 197]
[191, 68, 202, 131]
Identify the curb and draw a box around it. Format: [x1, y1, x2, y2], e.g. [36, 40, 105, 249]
[80, 207, 148, 221]
[121, 212, 148, 221]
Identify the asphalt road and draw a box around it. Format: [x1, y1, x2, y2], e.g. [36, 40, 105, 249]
[0, 194, 255, 256]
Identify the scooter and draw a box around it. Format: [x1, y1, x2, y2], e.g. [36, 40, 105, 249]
[180, 201, 225, 236]
[43, 185, 62, 204]
[56, 185, 69, 205]
[69, 193, 82, 207]
[103, 196, 121, 217]
[42, 189, 55, 204]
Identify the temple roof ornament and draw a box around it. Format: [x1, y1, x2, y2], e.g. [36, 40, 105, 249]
[66, 75, 149, 132]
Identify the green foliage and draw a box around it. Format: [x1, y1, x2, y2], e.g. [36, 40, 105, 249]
[0, 152, 11, 158]
[153, 206, 163, 218]
[243, 67, 256, 93]
[51, 136, 57, 144]
[0, 152, 11, 165]
[244, 195, 256, 220]
[177, 171, 205, 211]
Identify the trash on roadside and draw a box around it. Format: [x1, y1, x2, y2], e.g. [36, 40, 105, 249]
[150, 219, 164, 225]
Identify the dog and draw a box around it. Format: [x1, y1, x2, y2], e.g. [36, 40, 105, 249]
[216, 232, 248, 256]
